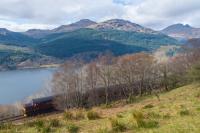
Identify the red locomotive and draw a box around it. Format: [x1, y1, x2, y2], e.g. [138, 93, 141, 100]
[23, 96, 57, 116]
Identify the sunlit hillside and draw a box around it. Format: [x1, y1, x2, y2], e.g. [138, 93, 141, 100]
[1, 84, 200, 133]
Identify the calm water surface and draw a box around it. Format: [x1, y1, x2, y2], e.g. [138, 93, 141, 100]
[0, 68, 56, 105]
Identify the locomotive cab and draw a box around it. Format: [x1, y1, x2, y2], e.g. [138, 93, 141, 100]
[23, 96, 57, 117]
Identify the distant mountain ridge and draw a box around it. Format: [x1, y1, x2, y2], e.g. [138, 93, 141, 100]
[0, 28, 38, 46]
[0, 18, 180, 70]
[161, 24, 200, 40]
[36, 28, 178, 59]
[89, 19, 156, 34]
[52, 19, 97, 33]
[24, 19, 97, 38]
[24, 19, 157, 38]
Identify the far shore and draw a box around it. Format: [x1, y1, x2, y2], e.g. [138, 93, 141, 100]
[0, 64, 61, 72]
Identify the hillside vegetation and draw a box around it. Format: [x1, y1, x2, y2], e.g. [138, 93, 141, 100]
[0, 19, 180, 70]
[0, 44, 58, 70]
[1, 84, 200, 133]
[37, 29, 178, 58]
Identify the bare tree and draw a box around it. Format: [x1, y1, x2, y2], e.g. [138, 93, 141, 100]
[97, 53, 115, 105]
[52, 59, 89, 109]
[85, 62, 99, 106]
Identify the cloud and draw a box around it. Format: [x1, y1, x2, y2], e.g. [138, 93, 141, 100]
[0, 0, 200, 31]
[0, 0, 124, 24]
[0, 20, 56, 32]
[123, 0, 200, 29]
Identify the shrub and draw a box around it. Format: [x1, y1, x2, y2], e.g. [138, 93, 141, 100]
[163, 113, 171, 119]
[126, 95, 136, 104]
[116, 113, 124, 118]
[34, 120, 45, 129]
[0, 123, 6, 130]
[179, 109, 190, 116]
[100, 104, 113, 109]
[0, 123, 13, 130]
[97, 127, 110, 133]
[142, 120, 159, 128]
[87, 110, 100, 120]
[74, 111, 85, 120]
[64, 111, 73, 120]
[110, 118, 127, 132]
[26, 119, 50, 132]
[49, 119, 60, 127]
[195, 92, 200, 98]
[132, 110, 144, 121]
[135, 119, 159, 128]
[67, 123, 79, 133]
[196, 107, 200, 111]
[135, 118, 146, 128]
[146, 112, 161, 119]
[143, 104, 154, 109]
[188, 62, 200, 82]
[41, 126, 51, 133]
[132, 110, 159, 128]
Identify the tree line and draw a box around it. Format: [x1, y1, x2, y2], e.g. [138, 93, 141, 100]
[51, 43, 200, 110]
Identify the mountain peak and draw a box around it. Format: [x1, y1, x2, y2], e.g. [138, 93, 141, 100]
[162, 23, 194, 32]
[76, 19, 96, 25]
[89, 19, 155, 33]
[52, 19, 96, 33]
[185, 24, 192, 28]
[26, 29, 49, 32]
[69, 19, 97, 27]
[161, 23, 200, 39]
[0, 28, 11, 36]
[104, 19, 132, 23]
[0, 28, 9, 32]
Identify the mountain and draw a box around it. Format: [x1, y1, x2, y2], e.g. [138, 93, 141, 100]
[89, 19, 155, 34]
[0, 43, 57, 70]
[185, 38, 200, 48]
[37, 37, 148, 60]
[161, 24, 200, 40]
[36, 28, 178, 59]
[24, 19, 97, 38]
[0, 19, 180, 69]
[0, 28, 38, 46]
[24, 29, 51, 39]
[52, 19, 97, 33]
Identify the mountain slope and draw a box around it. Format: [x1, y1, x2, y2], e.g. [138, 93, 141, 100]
[24, 29, 51, 39]
[24, 19, 156, 39]
[0, 19, 180, 65]
[24, 19, 97, 38]
[37, 37, 148, 59]
[36, 28, 178, 59]
[0, 43, 59, 70]
[4, 84, 200, 133]
[52, 19, 97, 33]
[161, 24, 200, 40]
[89, 19, 155, 33]
[0, 28, 38, 46]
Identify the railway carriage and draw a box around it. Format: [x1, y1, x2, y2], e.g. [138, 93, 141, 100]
[23, 96, 57, 116]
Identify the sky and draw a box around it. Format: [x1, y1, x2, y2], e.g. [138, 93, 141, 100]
[0, 0, 200, 31]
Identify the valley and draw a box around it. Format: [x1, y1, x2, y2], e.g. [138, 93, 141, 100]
[0, 19, 181, 71]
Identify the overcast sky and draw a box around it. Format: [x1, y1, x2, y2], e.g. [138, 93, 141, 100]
[0, 0, 200, 31]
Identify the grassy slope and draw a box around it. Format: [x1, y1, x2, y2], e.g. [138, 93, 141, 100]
[2, 84, 200, 133]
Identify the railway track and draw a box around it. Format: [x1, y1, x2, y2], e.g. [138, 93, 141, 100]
[0, 111, 63, 124]
[0, 115, 25, 123]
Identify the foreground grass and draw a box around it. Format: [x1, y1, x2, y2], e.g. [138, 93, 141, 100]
[1, 84, 200, 133]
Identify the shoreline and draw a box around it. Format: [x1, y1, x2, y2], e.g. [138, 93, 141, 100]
[0, 64, 61, 72]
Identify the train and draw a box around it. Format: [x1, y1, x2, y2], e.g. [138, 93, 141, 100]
[23, 96, 57, 116]
[22, 81, 161, 117]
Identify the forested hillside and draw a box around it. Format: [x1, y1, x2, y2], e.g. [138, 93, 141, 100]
[0, 19, 180, 70]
